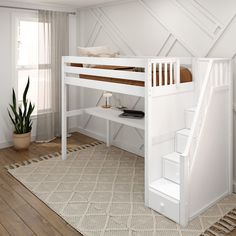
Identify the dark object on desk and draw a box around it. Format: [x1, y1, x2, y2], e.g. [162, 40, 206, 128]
[119, 110, 145, 119]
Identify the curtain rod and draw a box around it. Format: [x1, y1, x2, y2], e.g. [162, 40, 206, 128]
[0, 5, 76, 15]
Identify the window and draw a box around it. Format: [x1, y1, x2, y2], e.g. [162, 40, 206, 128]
[15, 14, 51, 114]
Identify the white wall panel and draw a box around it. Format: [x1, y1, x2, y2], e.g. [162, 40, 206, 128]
[102, 1, 169, 56]
[77, 0, 236, 186]
[196, 0, 236, 24]
[208, 16, 236, 58]
[167, 41, 192, 57]
[142, 0, 211, 56]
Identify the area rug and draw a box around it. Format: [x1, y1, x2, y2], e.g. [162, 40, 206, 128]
[6, 143, 236, 236]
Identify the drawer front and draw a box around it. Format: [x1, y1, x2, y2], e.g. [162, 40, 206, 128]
[149, 189, 179, 223]
[163, 159, 180, 184]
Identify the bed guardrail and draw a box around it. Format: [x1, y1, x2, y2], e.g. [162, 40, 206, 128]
[62, 57, 190, 90]
[150, 58, 180, 87]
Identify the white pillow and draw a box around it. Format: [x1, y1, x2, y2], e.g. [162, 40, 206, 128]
[77, 46, 119, 57]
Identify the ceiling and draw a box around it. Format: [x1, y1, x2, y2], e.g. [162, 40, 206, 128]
[3, 0, 121, 8]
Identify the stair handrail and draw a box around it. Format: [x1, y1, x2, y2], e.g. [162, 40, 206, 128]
[179, 59, 213, 226]
[181, 59, 214, 160]
[179, 59, 214, 226]
[181, 58, 230, 164]
[179, 58, 231, 226]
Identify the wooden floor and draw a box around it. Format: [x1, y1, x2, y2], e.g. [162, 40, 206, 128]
[0, 132, 235, 236]
[0, 133, 95, 236]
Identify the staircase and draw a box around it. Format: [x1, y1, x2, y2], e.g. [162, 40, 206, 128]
[149, 107, 196, 222]
[147, 58, 232, 226]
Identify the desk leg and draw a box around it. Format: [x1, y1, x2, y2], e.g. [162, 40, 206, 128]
[106, 120, 111, 147]
[61, 83, 67, 160]
[61, 74, 67, 160]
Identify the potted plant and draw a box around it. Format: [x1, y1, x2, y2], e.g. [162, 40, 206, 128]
[8, 77, 35, 150]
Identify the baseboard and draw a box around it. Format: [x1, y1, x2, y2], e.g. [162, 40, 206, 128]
[77, 127, 106, 142]
[189, 191, 229, 220]
[68, 127, 80, 134]
[0, 124, 79, 150]
[0, 134, 37, 149]
[112, 140, 144, 157]
[0, 141, 12, 149]
[78, 127, 144, 157]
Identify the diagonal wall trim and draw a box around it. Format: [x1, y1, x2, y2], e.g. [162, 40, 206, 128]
[138, 0, 199, 56]
[166, 39, 177, 56]
[92, 8, 139, 55]
[90, 9, 132, 55]
[192, 0, 223, 30]
[176, 40, 196, 57]
[86, 20, 102, 46]
[156, 33, 173, 56]
[206, 14, 236, 56]
[174, 0, 214, 39]
[98, 7, 141, 55]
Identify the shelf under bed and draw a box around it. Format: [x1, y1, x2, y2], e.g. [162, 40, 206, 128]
[84, 107, 144, 130]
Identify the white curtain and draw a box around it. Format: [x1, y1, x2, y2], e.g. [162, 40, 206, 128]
[36, 10, 69, 142]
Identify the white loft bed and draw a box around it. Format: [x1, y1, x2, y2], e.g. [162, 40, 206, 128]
[61, 56, 233, 227]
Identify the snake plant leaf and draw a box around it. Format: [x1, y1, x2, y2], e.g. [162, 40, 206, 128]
[18, 106, 24, 133]
[23, 78, 29, 117]
[26, 102, 34, 118]
[8, 78, 35, 134]
[23, 101, 28, 118]
[8, 109, 16, 125]
[9, 104, 19, 122]
[23, 78, 29, 107]
[12, 89, 17, 110]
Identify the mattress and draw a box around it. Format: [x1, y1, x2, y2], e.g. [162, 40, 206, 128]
[70, 63, 192, 87]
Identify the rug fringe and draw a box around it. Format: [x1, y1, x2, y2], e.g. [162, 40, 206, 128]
[4, 141, 103, 170]
[201, 208, 236, 236]
[218, 220, 234, 231]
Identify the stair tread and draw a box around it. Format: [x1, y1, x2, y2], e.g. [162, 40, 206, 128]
[150, 178, 180, 201]
[163, 152, 180, 164]
[176, 128, 191, 136]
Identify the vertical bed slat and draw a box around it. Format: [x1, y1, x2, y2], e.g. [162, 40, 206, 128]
[153, 63, 157, 87]
[220, 63, 224, 86]
[164, 63, 168, 85]
[159, 63, 162, 86]
[174, 60, 180, 85]
[215, 63, 219, 87]
[170, 63, 173, 85]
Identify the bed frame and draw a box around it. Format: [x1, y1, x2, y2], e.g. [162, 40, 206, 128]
[61, 56, 233, 227]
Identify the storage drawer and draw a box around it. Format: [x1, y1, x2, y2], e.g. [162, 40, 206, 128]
[163, 159, 180, 184]
[149, 188, 179, 223]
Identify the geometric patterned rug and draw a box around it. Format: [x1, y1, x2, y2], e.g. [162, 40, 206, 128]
[6, 143, 236, 236]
